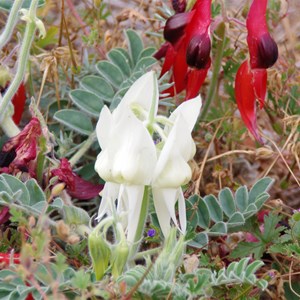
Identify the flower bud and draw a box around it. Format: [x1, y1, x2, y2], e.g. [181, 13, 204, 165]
[164, 13, 191, 45]
[254, 33, 278, 69]
[186, 33, 211, 69]
[88, 230, 111, 280]
[172, 0, 186, 13]
[111, 239, 129, 279]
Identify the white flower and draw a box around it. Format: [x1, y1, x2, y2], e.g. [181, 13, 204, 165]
[152, 97, 201, 236]
[95, 71, 201, 241]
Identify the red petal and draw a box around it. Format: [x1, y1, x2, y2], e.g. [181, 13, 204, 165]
[0, 207, 10, 225]
[185, 64, 210, 100]
[11, 83, 26, 125]
[252, 69, 267, 109]
[52, 158, 103, 200]
[160, 43, 176, 77]
[235, 61, 264, 143]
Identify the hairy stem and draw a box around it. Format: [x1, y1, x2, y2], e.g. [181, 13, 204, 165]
[200, 22, 226, 120]
[0, 0, 39, 123]
[0, 0, 24, 51]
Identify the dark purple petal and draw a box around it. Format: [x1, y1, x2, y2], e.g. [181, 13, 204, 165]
[164, 12, 192, 45]
[186, 33, 211, 69]
[256, 33, 278, 69]
[52, 158, 103, 200]
[147, 229, 156, 237]
[172, 0, 186, 13]
[0, 150, 16, 168]
[0, 207, 10, 225]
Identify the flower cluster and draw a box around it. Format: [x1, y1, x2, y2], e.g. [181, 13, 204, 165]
[235, 0, 278, 143]
[155, 0, 278, 142]
[95, 71, 201, 241]
[154, 0, 211, 100]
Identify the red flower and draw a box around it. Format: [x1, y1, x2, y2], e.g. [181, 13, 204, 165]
[0, 118, 42, 176]
[234, 0, 278, 143]
[154, 0, 212, 100]
[0, 81, 27, 126]
[11, 83, 27, 125]
[51, 158, 103, 200]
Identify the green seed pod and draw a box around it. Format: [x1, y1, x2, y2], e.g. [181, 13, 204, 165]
[88, 230, 111, 280]
[111, 239, 129, 279]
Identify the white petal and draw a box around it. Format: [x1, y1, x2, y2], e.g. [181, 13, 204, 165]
[166, 95, 202, 134]
[114, 71, 159, 119]
[122, 185, 145, 243]
[97, 182, 120, 220]
[95, 107, 157, 184]
[96, 105, 113, 150]
[152, 187, 186, 237]
[153, 117, 195, 188]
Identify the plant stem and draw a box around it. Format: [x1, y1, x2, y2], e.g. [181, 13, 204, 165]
[0, 0, 24, 51]
[0, 115, 20, 137]
[0, 0, 39, 123]
[129, 186, 150, 261]
[200, 22, 226, 120]
[134, 246, 162, 260]
[68, 131, 97, 166]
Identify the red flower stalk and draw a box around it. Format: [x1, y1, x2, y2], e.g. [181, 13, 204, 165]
[234, 0, 278, 143]
[51, 158, 103, 200]
[0, 118, 42, 176]
[154, 0, 212, 100]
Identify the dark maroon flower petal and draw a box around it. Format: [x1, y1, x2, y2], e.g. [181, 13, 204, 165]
[52, 158, 103, 200]
[164, 12, 193, 45]
[0, 207, 10, 225]
[256, 33, 278, 69]
[0, 149, 16, 168]
[246, 0, 278, 69]
[186, 33, 211, 69]
[1, 118, 41, 175]
[172, 0, 186, 13]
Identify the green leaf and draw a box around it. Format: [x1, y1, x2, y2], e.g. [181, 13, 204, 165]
[133, 57, 157, 72]
[54, 109, 93, 135]
[243, 203, 258, 219]
[235, 185, 248, 212]
[254, 192, 270, 210]
[125, 29, 143, 65]
[230, 241, 265, 259]
[96, 61, 124, 88]
[227, 212, 245, 227]
[203, 195, 223, 222]
[188, 233, 209, 249]
[186, 195, 200, 228]
[248, 177, 274, 203]
[1, 174, 30, 205]
[108, 49, 131, 77]
[25, 179, 46, 205]
[138, 47, 156, 60]
[209, 222, 227, 236]
[245, 260, 264, 278]
[80, 75, 114, 102]
[219, 188, 235, 218]
[197, 199, 210, 229]
[235, 257, 251, 277]
[63, 206, 90, 225]
[262, 214, 283, 242]
[69, 89, 104, 118]
[0, 0, 45, 11]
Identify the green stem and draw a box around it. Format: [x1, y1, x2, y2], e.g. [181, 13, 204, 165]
[200, 22, 226, 120]
[0, 0, 24, 51]
[129, 186, 150, 261]
[68, 131, 97, 166]
[134, 246, 162, 260]
[1, 115, 20, 137]
[0, 0, 39, 123]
